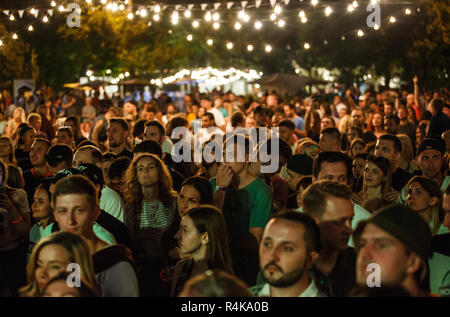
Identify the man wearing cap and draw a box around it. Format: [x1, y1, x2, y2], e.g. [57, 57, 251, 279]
[45, 144, 73, 175]
[281, 154, 314, 209]
[354, 205, 434, 296]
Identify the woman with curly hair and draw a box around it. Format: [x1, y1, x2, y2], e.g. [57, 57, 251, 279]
[367, 112, 385, 139]
[123, 153, 178, 297]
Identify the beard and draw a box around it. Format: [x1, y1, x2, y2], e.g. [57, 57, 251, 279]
[261, 260, 307, 288]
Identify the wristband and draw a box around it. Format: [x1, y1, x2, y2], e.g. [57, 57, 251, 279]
[11, 216, 23, 224]
[215, 185, 227, 192]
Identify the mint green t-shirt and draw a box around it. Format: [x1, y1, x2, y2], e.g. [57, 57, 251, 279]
[211, 177, 273, 229]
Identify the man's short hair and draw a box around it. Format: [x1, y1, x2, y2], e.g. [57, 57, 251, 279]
[302, 180, 352, 220]
[45, 144, 73, 167]
[53, 175, 98, 208]
[27, 113, 41, 124]
[384, 114, 400, 124]
[379, 134, 402, 153]
[108, 157, 132, 181]
[321, 127, 341, 142]
[133, 140, 163, 158]
[102, 151, 118, 162]
[133, 119, 148, 138]
[313, 151, 352, 184]
[76, 140, 98, 150]
[278, 119, 295, 131]
[231, 111, 245, 128]
[57, 126, 73, 138]
[34, 138, 51, 149]
[271, 210, 321, 253]
[76, 145, 103, 164]
[430, 98, 444, 113]
[109, 117, 129, 131]
[144, 120, 165, 136]
[202, 112, 215, 122]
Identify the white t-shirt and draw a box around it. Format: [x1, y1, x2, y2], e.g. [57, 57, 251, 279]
[208, 108, 226, 127]
[100, 186, 125, 223]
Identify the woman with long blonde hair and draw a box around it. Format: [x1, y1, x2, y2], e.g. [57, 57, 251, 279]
[19, 231, 98, 297]
[123, 153, 178, 297]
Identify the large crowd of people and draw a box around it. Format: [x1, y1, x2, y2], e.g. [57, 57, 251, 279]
[0, 78, 449, 298]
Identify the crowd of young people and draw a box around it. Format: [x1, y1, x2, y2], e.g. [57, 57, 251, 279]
[0, 81, 449, 297]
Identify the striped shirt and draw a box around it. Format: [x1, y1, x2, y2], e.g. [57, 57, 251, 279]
[134, 200, 175, 258]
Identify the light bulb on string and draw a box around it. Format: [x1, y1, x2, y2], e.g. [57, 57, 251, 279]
[30, 8, 36, 15]
[374, 24, 380, 30]
[325, 7, 332, 16]
[301, 16, 308, 23]
[43, 16, 49, 23]
[101, 0, 107, 4]
[212, 12, 220, 21]
[265, 45, 272, 53]
[311, 0, 319, 6]
[127, 13, 134, 20]
[153, 14, 160, 21]
[12, 33, 18, 40]
[192, 20, 199, 28]
[347, 5, 354, 12]
[405, 8, 411, 15]
[154, 5, 161, 13]
[270, 13, 276, 21]
[0, 40, 3, 46]
[254, 21, 262, 30]
[58, 5, 64, 12]
[389, 16, 396, 23]
[357, 30, 364, 37]
[299, 11, 305, 18]
[274, 5, 282, 14]
[235, 22, 242, 30]
[141, 9, 147, 17]
[184, 10, 191, 18]
[187, 34, 193, 41]
[207, 39, 213, 46]
[118, 4, 125, 11]
[247, 44, 254, 52]
[171, 11, 179, 25]
[304, 43, 310, 49]
[205, 11, 212, 22]
[51, 1, 56, 7]
[9, 14, 15, 21]
[213, 22, 220, 29]
[28, 25, 34, 32]
[226, 42, 233, 50]
[352, 1, 359, 8]
[278, 20, 285, 28]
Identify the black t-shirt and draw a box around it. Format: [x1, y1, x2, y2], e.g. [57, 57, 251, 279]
[117, 148, 134, 160]
[312, 247, 357, 297]
[23, 170, 44, 210]
[14, 149, 32, 172]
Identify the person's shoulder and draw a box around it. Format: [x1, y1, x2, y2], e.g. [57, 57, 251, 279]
[248, 283, 265, 297]
[432, 233, 450, 256]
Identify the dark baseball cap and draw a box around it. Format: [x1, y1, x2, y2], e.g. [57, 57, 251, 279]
[76, 163, 104, 188]
[43, 168, 84, 185]
[416, 138, 445, 157]
[45, 144, 73, 167]
[286, 154, 314, 175]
